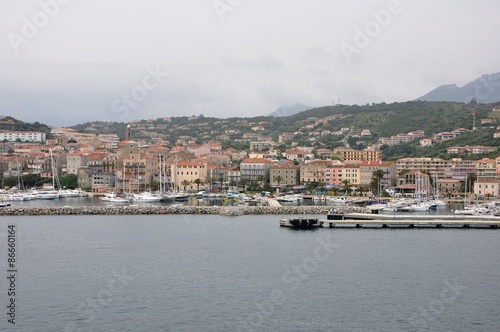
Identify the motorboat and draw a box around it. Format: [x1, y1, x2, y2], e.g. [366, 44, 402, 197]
[279, 218, 323, 229]
[174, 191, 190, 201]
[101, 192, 129, 203]
[133, 192, 161, 202]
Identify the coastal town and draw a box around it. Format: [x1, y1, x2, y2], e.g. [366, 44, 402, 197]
[1, 110, 500, 204]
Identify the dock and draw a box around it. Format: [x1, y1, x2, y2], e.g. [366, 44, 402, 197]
[320, 213, 500, 229]
[266, 198, 282, 207]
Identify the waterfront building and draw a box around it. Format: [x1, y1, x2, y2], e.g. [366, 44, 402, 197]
[342, 161, 361, 187]
[270, 165, 300, 188]
[207, 165, 227, 190]
[240, 158, 273, 183]
[226, 168, 241, 186]
[396, 170, 431, 196]
[124, 152, 160, 192]
[300, 160, 330, 185]
[359, 161, 381, 186]
[92, 172, 115, 190]
[171, 161, 207, 191]
[474, 178, 500, 197]
[325, 161, 344, 186]
[437, 179, 461, 195]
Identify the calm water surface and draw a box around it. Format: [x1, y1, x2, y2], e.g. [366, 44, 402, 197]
[0, 214, 499, 331]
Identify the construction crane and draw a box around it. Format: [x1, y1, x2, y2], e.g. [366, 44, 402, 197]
[471, 112, 476, 130]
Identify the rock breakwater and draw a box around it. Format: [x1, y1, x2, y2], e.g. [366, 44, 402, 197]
[0, 205, 368, 216]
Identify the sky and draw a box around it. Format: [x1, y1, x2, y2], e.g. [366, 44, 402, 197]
[1, 0, 499, 127]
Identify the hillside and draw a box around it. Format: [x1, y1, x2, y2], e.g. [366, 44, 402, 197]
[417, 72, 500, 103]
[66, 100, 500, 159]
[0, 116, 52, 137]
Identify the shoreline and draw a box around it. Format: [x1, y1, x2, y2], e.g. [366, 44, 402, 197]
[0, 205, 369, 216]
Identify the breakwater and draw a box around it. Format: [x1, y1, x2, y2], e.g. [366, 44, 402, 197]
[0, 205, 368, 216]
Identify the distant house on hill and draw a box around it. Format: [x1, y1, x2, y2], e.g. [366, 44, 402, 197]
[433, 132, 455, 141]
[420, 138, 433, 147]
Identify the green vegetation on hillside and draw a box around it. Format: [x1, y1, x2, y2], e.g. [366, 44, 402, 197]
[0, 116, 52, 138]
[65, 100, 500, 159]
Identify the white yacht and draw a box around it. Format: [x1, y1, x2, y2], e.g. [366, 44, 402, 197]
[133, 192, 161, 202]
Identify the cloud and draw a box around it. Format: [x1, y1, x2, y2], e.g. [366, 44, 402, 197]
[0, 0, 499, 126]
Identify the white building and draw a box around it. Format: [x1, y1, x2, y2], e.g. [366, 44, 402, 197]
[0, 131, 46, 142]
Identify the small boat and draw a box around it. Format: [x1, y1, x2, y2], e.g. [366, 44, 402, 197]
[36, 190, 58, 200]
[368, 203, 387, 212]
[101, 192, 128, 203]
[7, 193, 27, 201]
[396, 205, 415, 212]
[276, 195, 297, 203]
[133, 192, 161, 202]
[106, 197, 130, 204]
[330, 196, 348, 204]
[279, 218, 323, 229]
[174, 191, 190, 201]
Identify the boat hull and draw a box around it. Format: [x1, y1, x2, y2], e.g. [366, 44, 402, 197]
[280, 218, 323, 229]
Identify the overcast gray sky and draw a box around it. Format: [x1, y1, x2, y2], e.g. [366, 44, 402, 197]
[1, 0, 499, 126]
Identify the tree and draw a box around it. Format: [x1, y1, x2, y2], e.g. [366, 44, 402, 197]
[181, 180, 191, 191]
[217, 177, 224, 192]
[370, 169, 384, 196]
[58, 174, 78, 189]
[257, 175, 266, 189]
[149, 180, 160, 191]
[358, 186, 364, 197]
[193, 178, 203, 191]
[398, 169, 410, 177]
[342, 179, 352, 196]
[461, 173, 477, 193]
[273, 175, 283, 187]
[21, 174, 41, 188]
[2, 176, 17, 189]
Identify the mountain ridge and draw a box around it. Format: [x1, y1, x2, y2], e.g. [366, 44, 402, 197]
[417, 72, 500, 103]
[267, 103, 312, 117]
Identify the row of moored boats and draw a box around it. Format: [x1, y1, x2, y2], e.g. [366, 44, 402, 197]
[0, 187, 88, 201]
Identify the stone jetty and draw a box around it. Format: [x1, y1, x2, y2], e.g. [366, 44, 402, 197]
[0, 205, 368, 216]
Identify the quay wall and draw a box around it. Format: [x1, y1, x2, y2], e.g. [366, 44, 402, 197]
[0, 205, 368, 217]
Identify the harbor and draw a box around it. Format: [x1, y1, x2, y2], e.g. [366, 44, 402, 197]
[321, 212, 500, 229]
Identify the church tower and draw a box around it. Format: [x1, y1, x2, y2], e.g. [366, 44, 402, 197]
[126, 124, 131, 140]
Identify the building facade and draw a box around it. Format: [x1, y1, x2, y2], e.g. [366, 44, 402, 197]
[270, 165, 299, 187]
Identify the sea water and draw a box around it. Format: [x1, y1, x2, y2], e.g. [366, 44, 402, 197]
[0, 214, 498, 331]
